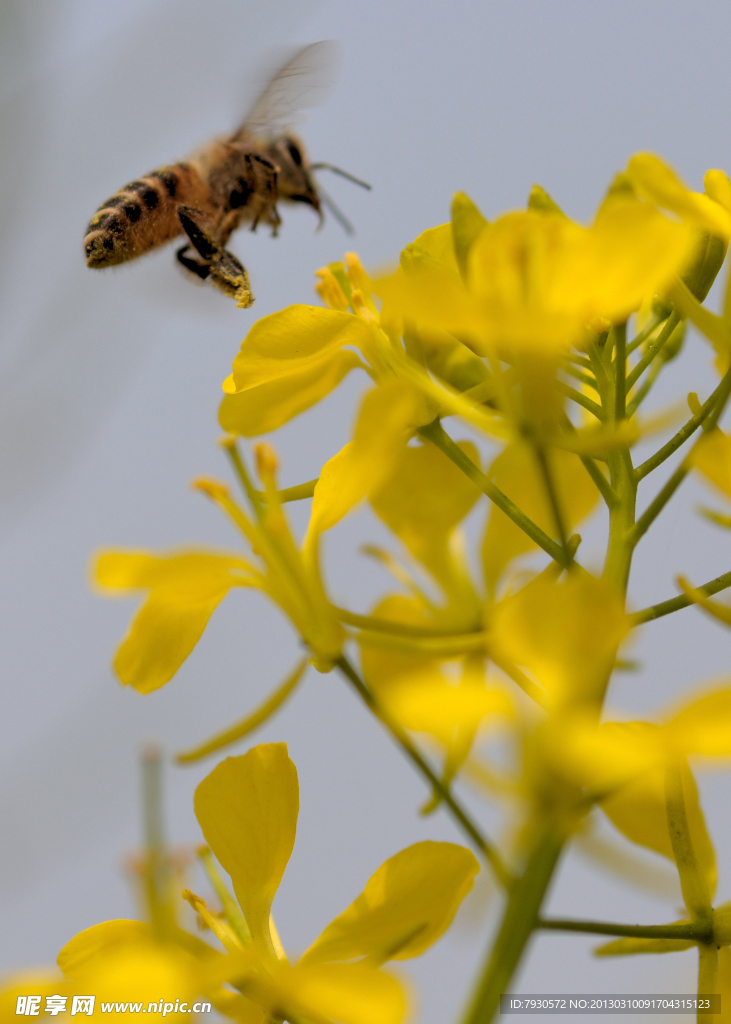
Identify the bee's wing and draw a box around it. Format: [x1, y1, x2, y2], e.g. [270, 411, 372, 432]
[234, 40, 341, 139]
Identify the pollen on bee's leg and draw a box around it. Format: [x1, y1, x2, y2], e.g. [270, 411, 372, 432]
[235, 284, 254, 309]
[208, 247, 254, 308]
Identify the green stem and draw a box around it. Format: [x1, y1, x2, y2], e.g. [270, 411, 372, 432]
[580, 455, 618, 508]
[698, 945, 719, 1024]
[561, 363, 598, 390]
[631, 568, 731, 624]
[460, 831, 564, 1024]
[635, 372, 731, 481]
[629, 464, 688, 548]
[334, 606, 481, 637]
[602, 448, 637, 593]
[222, 439, 265, 519]
[197, 847, 252, 945]
[538, 917, 711, 942]
[533, 445, 570, 561]
[630, 366, 731, 546]
[626, 355, 663, 417]
[613, 323, 627, 421]
[419, 420, 572, 568]
[257, 478, 318, 503]
[335, 656, 511, 887]
[141, 746, 175, 939]
[626, 314, 664, 355]
[556, 381, 604, 419]
[625, 313, 680, 391]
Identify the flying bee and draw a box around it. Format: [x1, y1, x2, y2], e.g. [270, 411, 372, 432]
[84, 41, 369, 308]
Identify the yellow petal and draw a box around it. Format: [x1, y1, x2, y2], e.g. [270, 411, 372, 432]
[689, 429, 731, 499]
[300, 841, 479, 965]
[220, 348, 363, 437]
[481, 441, 599, 591]
[288, 962, 406, 1024]
[490, 572, 629, 707]
[58, 920, 153, 978]
[370, 439, 480, 586]
[307, 381, 432, 539]
[227, 305, 371, 390]
[601, 762, 717, 901]
[94, 550, 252, 599]
[0, 974, 70, 1020]
[466, 211, 586, 350]
[577, 196, 695, 319]
[626, 153, 731, 237]
[705, 170, 731, 214]
[81, 945, 200, 1020]
[358, 595, 453, 701]
[404, 223, 458, 271]
[387, 676, 513, 742]
[548, 719, 666, 793]
[214, 955, 406, 1024]
[667, 686, 731, 757]
[94, 551, 251, 693]
[219, 305, 371, 436]
[194, 744, 298, 948]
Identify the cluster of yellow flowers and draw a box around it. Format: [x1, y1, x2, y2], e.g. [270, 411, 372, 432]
[8, 151, 731, 1022]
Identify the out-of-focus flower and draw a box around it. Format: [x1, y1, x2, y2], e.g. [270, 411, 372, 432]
[190, 743, 479, 1023]
[375, 195, 694, 355]
[1, 744, 479, 1024]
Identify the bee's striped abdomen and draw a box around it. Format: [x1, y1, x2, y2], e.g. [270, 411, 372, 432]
[84, 163, 211, 269]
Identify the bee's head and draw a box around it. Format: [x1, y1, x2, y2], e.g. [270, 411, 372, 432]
[268, 135, 322, 223]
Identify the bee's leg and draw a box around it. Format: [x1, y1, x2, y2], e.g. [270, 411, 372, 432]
[244, 153, 281, 236]
[177, 205, 254, 308]
[176, 243, 211, 281]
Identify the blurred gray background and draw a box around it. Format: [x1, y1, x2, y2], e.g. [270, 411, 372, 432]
[2, 1, 731, 1021]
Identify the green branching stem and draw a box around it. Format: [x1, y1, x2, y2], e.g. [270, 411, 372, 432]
[629, 464, 688, 548]
[335, 656, 511, 887]
[698, 945, 719, 1024]
[538, 917, 712, 942]
[460, 830, 564, 1024]
[626, 314, 664, 356]
[335, 606, 481, 637]
[601, 447, 636, 592]
[580, 455, 618, 508]
[629, 367, 731, 547]
[635, 372, 731, 481]
[257, 479, 318, 503]
[613, 323, 627, 421]
[626, 355, 663, 418]
[533, 444, 570, 562]
[141, 746, 175, 940]
[556, 381, 604, 419]
[419, 420, 573, 568]
[625, 313, 681, 391]
[631, 568, 731, 624]
[561, 364, 599, 390]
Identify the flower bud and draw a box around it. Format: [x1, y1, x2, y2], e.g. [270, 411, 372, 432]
[682, 232, 728, 302]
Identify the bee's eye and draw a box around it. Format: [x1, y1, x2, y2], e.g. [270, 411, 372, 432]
[286, 141, 302, 166]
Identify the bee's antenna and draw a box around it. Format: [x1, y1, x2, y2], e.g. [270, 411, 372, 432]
[311, 163, 372, 190]
[318, 186, 355, 236]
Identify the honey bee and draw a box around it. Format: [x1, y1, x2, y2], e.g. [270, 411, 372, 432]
[84, 42, 368, 308]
